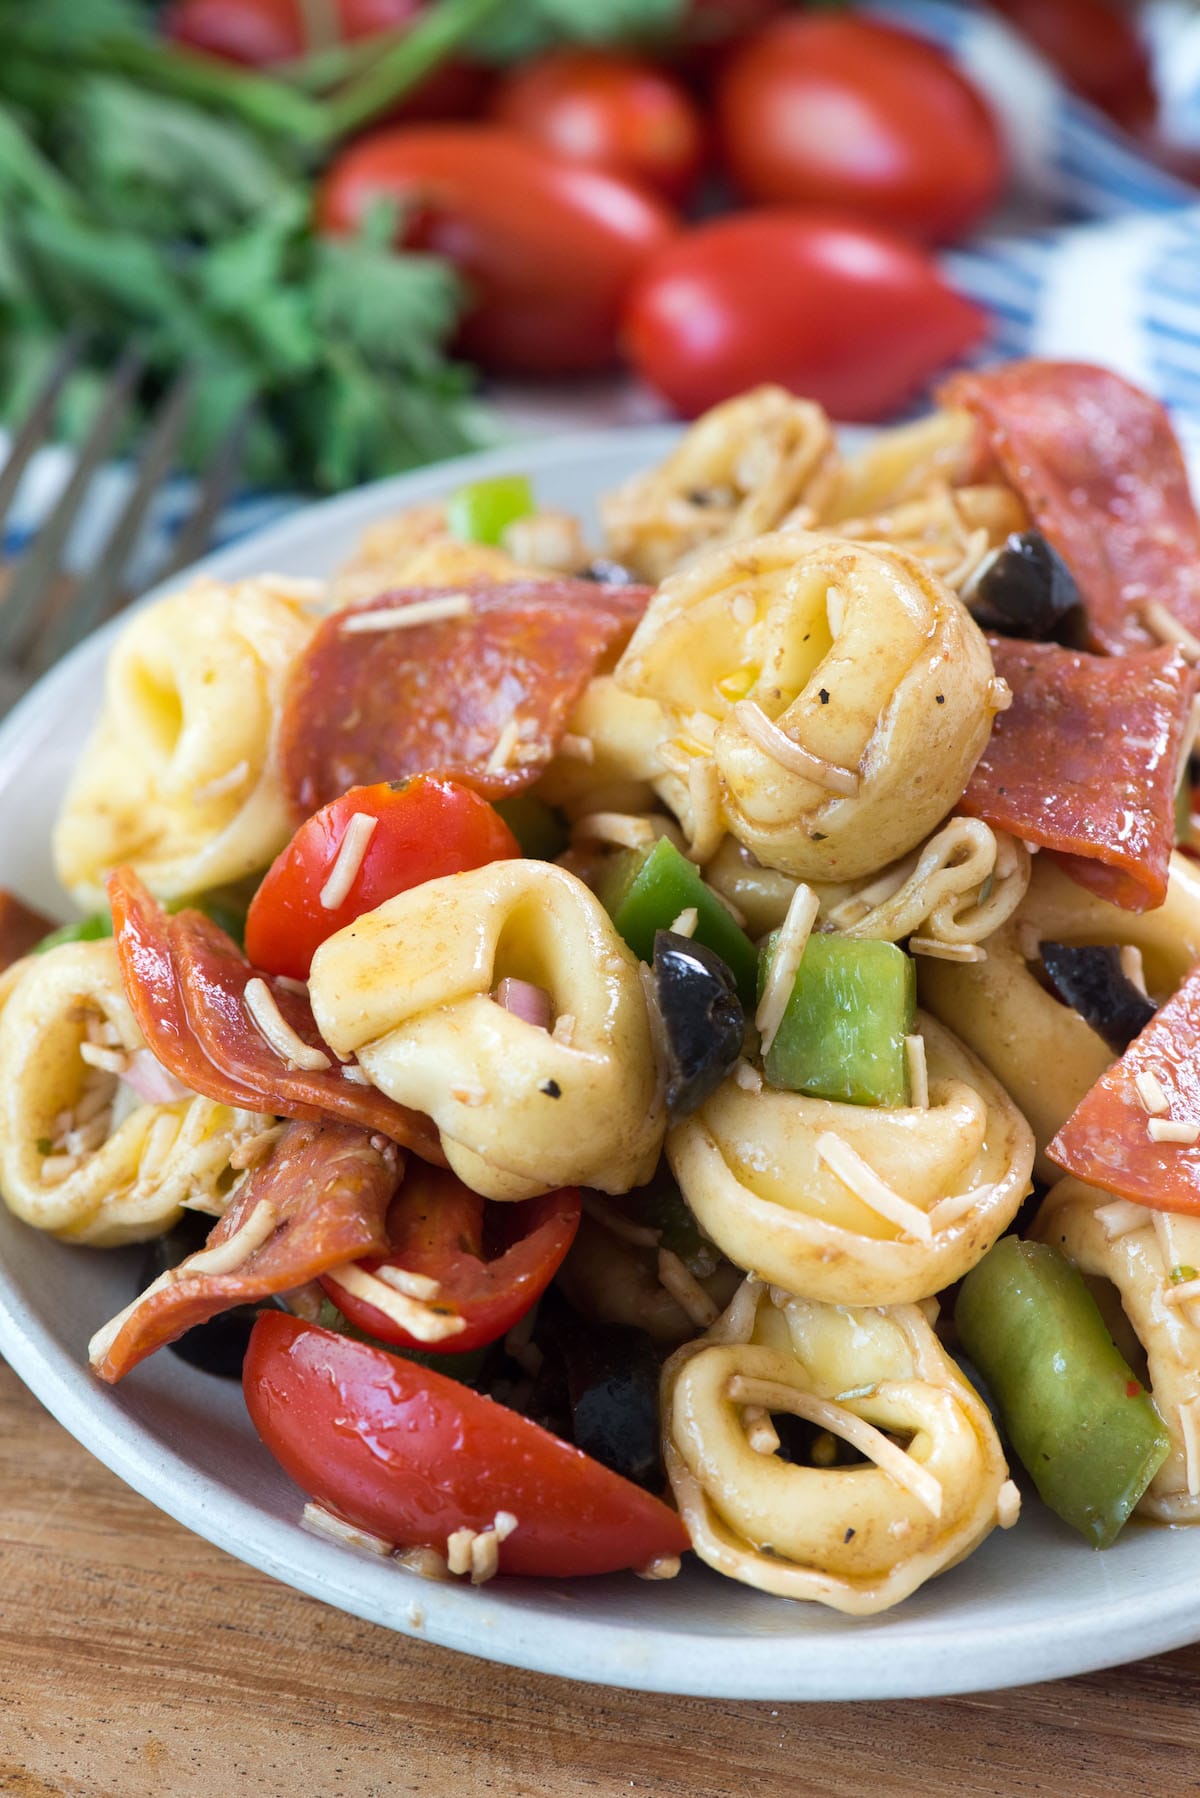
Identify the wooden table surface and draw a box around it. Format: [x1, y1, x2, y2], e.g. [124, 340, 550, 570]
[3, 1359, 1199, 1798]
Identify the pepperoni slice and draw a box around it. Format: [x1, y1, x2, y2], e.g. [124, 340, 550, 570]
[91, 1119, 400, 1382]
[0, 890, 54, 972]
[940, 360, 1200, 655]
[1047, 963, 1200, 1214]
[279, 579, 651, 815]
[108, 868, 442, 1161]
[960, 638, 1197, 912]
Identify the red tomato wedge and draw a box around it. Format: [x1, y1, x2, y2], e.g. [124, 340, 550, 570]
[321, 1164, 580, 1353]
[939, 361, 1200, 655]
[245, 777, 520, 981]
[244, 1314, 690, 1577]
[1048, 963, 1200, 1214]
[278, 579, 649, 816]
[960, 638, 1197, 912]
[109, 869, 442, 1161]
[92, 1121, 400, 1383]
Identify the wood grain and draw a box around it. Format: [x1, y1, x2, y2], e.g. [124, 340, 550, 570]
[2, 1357, 1199, 1798]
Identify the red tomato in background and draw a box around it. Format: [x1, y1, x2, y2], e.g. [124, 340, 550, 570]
[623, 211, 986, 421]
[491, 50, 705, 205]
[319, 127, 678, 374]
[716, 14, 1005, 244]
[244, 1314, 689, 1576]
[988, 0, 1156, 132]
[322, 1165, 580, 1353]
[162, 0, 487, 119]
[245, 775, 519, 980]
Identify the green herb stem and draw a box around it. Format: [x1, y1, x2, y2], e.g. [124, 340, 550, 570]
[98, 35, 329, 143]
[321, 0, 507, 141]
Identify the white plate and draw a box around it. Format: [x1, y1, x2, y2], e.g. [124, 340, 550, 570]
[2, 426, 1198, 1702]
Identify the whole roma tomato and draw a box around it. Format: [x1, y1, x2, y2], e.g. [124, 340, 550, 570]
[319, 126, 678, 374]
[988, 0, 1156, 132]
[162, 0, 486, 119]
[716, 14, 1005, 244]
[623, 211, 986, 421]
[244, 1314, 689, 1576]
[491, 50, 705, 204]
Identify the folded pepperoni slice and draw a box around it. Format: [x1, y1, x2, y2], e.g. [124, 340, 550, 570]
[279, 579, 651, 815]
[940, 360, 1200, 655]
[960, 638, 1196, 912]
[0, 890, 54, 973]
[1048, 963, 1200, 1214]
[90, 1119, 401, 1381]
[108, 868, 442, 1161]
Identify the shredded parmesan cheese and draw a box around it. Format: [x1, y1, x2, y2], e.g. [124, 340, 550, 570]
[670, 907, 699, 939]
[1142, 600, 1200, 662]
[1148, 1119, 1200, 1144]
[558, 732, 595, 763]
[395, 1546, 450, 1582]
[571, 811, 658, 850]
[755, 882, 820, 1056]
[1096, 1198, 1151, 1238]
[1135, 1069, 1170, 1115]
[732, 700, 860, 795]
[341, 1063, 371, 1085]
[192, 760, 251, 806]
[79, 1041, 128, 1075]
[733, 1059, 763, 1094]
[551, 1012, 576, 1047]
[686, 758, 725, 863]
[1165, 1277, 1200, 1309]
[742, 1405, 780, 1456]
[1121, 945, 1149, 997]
[825, 585, 845, 637]
[988, 677, 1014, 713]
[904, 1034, 929, 1110]
[658, 1247, 719, 1327]
[815, 1133, 933, 1243]
[447, 1513, 518, 1585]
[243, 977, 331, 1072]
[730, 591, 757, 628]
[908, 938, 987, 963]
[996, 1480, 1021, 1529]
[375, 1265, 441, 1302]
[324, 1263, 466, 1343]
[303, 1502, 392, 1557]
[928, 1185, 992, 1231]
[486, 716, 522, 773]
[635, 1555, 682, 1581]
[1182, 1399, 1200, 1498]
[228, 1122, 287, 1171]
[580, 1191, 660, 1248]
[340, 592, 472, 633]
[727, 1374, 943, 1518]
[319, 811, 378, 911]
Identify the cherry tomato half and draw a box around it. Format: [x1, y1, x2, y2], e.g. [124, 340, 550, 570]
[716, 14, 1005, 245]
[490, 50, 705, 205]
[988, 0, 1156, 132]
[245, 775, 519, 980]
[623, 211, 986, 421]
[162, 0, 486, 118]
[322, 1163, 580, 1353]
[244, 1313, 689, 1576]
[318, 126, 678, 375]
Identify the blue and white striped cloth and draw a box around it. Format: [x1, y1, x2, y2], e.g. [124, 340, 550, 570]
[7, 0, 1200, 576]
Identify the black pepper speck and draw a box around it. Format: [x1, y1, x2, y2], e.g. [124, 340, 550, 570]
[540, 1079, 562, 1098]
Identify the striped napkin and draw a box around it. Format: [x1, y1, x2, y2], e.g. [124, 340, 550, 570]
[7, 0, 1200, 582]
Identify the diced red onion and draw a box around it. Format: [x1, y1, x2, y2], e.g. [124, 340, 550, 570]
[120, 1049, 193, 1105]
[493, 978, 552, 1030]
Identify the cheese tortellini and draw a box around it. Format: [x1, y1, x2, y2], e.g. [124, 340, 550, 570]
[1033, 1178, 1200, 1524]
[613, 531, 1000, 882]
[0, 941, 274, 1245]
[54, 575, 316, 909]
[308, 860, 663, 1202]
[662, 1279, 1013, 1614]
[669, 1014, 1033, 1306]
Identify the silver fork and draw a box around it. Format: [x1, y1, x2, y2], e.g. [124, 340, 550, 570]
[0, 337, 251, 717]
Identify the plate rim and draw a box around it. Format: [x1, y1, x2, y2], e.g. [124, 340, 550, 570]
[3, 422, 1200, 1701]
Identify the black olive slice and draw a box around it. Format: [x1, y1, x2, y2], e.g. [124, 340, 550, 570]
[651, 929, 745, 1123]
[1039, 941, 1157, 1053]
[138, 1210, 276, 1379]
[966, 531, 1084, 642]
[546, 1302, 664, 1490]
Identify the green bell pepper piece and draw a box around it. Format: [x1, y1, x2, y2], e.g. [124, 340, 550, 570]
[600, 836, 758, 1009]
[35, 913, 112, 953]
[956, 1236, 1170, 1548]
[446, 473, 534, 548]
[759, 932, 914, 1107]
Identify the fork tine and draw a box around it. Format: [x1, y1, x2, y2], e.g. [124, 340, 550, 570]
[0, 328, 87, 542]
[26, 371, 195, 675]
[0, 348, 143, 661]
[156, 401, 253, 584]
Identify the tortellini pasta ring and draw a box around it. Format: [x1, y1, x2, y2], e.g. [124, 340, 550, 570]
[309, 860, 663, 1203]
[668, 1013, 1033, 1307]
[615, 530, 1000, 883]
[662, 1282, 1012, 1614]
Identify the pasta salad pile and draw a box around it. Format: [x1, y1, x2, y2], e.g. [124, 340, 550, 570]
[5, 358, 1200, 1614]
